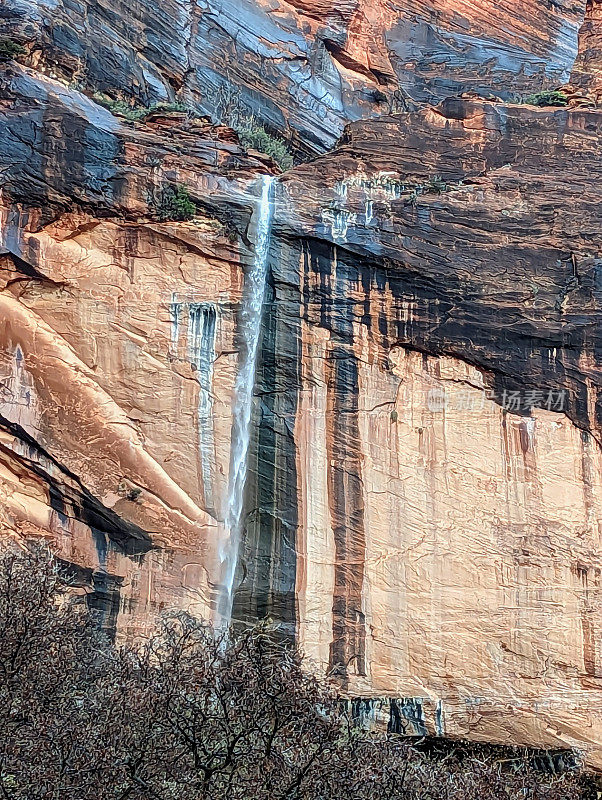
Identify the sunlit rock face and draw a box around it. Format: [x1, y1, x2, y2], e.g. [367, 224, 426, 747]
[233, 99, 602, 765]
[0, 0, 590, 153]
[297, 343, 602, 759]
[0, 205, 249, 614]
[3, 0, 602, 770]
[0, 212, 239, 633]
[572, 0, 602, 99]
[0, 65, 276, 634]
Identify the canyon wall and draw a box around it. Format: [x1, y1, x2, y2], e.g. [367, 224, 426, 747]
[0, 0, 592, 153]
[0, 64, 277, 633]
[3, 0, 602, 769]
[235, 102, 602, 760]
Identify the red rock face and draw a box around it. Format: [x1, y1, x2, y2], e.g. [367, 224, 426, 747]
[0, 0, 590, 153]
[285, 0, 397, 83]
[239, 99, 602, 763]
[3, 0, 602, 770]
[0, 65, 274, 635]
[572, 0, 602, 97]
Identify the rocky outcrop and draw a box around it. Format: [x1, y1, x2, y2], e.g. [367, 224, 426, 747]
[4, 0, 602, 771]
[0, 64, 276, 632]
[570, 0, 602, 102]
[0, 0, 592, 154]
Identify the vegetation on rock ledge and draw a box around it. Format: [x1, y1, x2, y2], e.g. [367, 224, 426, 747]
[93, 92, 192, 121]
[0, 543, 595, 800]
[236, 121, 294, 171]
[0, 38, 26, 62]
[212, 83, 295, 170]
[522, 90, 568, 108]
[157, 184, 197, 222]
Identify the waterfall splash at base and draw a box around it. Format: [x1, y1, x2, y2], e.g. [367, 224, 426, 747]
[218, 174, 275, 627]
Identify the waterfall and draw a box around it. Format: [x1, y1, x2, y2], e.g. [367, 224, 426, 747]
[219, 174, 275, 625]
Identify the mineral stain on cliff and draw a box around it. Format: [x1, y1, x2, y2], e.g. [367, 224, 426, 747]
[315, 247, 368, 682]
[233, 232, 301, 639]
[187, 301, 218, 514]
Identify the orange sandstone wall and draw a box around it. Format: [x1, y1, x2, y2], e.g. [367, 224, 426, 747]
[3, 1, 602, 768]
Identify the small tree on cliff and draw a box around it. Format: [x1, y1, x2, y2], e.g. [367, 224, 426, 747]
[0, 39, 26, 63]
[157, 184, 197, 222]
[0, 542, 592, 799]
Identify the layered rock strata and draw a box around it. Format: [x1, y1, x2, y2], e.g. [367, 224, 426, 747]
[0, 0, 592, 152]
[234, 99, 602, 763]
[3, 11, 602, 767]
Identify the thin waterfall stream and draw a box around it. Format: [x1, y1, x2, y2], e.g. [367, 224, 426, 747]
[219, 174, 275, 626]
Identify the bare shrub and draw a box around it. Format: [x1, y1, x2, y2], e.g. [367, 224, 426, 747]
[0, 542, 593, 799]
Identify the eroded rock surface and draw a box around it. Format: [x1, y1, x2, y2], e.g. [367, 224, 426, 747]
[232, 99, 602, 763]
[0, 65, 274, 632]
[0, 0, 594, 152]
[3, 0, 602, 771]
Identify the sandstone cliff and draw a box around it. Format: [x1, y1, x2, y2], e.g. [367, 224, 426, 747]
[3, 0, 602, 771]
[0, 0, 592, 152]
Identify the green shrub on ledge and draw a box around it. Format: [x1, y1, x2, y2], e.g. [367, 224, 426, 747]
[157, 184, 197, 222]
[93, 93, 193, 121]
[522, 90, 568, 108]
[236, 122, 294, 171]
[0, 38, 26, 62]
[212, 84, 295, 170]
